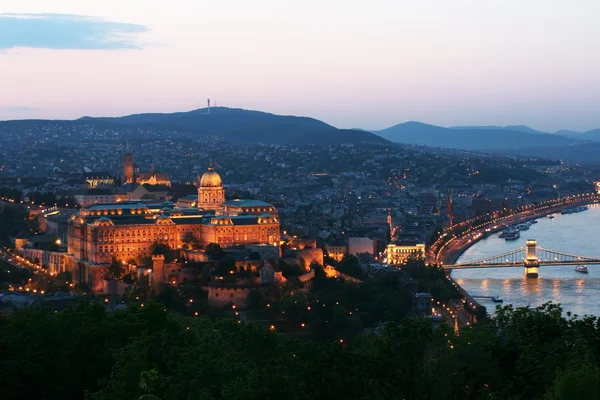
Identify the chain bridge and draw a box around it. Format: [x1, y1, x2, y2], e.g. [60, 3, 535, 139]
[444, 239, 600, 278]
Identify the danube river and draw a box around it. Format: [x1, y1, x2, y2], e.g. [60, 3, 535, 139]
[452, 203, 600, 316]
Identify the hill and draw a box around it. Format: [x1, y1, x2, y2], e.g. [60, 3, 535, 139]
[451, 125, 546, 135]
[372, 122, 581, 150]
[501, 142, 600, 164]
[453, 125, 600, 142]
[573, 128, 600, 142]
[78, 107, 389, 146]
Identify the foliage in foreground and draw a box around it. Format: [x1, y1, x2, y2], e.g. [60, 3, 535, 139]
[0, 302, 599, 400]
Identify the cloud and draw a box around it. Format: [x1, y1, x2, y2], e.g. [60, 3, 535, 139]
[0, 13, 149, 50]
[0, 106, 37, 112]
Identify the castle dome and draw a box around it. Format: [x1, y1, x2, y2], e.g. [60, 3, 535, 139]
[200, 167, 222, 187]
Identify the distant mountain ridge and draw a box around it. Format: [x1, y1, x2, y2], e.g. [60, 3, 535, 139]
[372, 121, 582, 150]
[451, 124, 600, 141]
[76, 107, 389, 146]
[451, 125, 546, 135]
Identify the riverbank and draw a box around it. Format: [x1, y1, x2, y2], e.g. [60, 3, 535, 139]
[438, 196, 600, 266]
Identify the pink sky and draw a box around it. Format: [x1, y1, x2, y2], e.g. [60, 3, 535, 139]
[1, 0, 600, 131]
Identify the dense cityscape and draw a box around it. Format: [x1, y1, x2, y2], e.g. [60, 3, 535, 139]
[1, 112, 600, 399]
[4, 2, 600, 399]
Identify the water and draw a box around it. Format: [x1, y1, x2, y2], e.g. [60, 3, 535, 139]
[452, 203, 600, 316]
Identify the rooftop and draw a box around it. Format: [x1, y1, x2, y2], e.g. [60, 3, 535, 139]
[84, 202, 147, 211]
[222, 199, 274, 208]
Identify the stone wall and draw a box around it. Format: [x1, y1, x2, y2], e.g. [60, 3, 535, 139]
[296, 248, 323, 269]
[324, 266, 362, 283]
[247, 244, 280, 260]
[206, 286, 252, 308]
[103, 279, 131, 296]
[181, 249, 208, 262]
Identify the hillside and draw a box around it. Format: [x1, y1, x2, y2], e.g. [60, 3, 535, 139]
[451, 125, 546, 135]
[78, 107, 389, 146]
[453, 125, 600, 142]
[502, 142, 600, 164]
[373, 122, 581, 150]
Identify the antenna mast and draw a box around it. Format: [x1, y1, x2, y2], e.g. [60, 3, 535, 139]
[207, 98, 210, 114]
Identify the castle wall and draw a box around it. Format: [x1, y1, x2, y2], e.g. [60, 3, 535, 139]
[297, 248, 324, 269]
[206, 286, 262, 308]
[181, 249, 208, 262]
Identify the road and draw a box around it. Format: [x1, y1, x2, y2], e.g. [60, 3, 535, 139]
[0, 247, 36, 270]
[437, 196, 600, 266]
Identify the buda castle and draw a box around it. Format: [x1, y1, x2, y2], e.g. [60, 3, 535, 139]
[67, 163, 279, 289]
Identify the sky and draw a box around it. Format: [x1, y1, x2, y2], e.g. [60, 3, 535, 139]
[1, 0, 600, 131]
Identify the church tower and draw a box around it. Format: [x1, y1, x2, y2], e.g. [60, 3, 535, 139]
[197, 162, 225, 210]
[123, 141, 135, 184]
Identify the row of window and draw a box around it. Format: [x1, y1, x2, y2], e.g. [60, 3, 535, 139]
[97, 235, 174, 243]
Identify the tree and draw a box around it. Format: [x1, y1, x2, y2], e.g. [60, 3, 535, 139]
[247, 290, 265, 310]
[205, 243, 223, 259]
[214, 257, 236, 277]
[107, 258, 125, 280]
[122, 273, 135, 285]
[156, 286, 185, 312]
[148, 242, 174, 262]
[337, 254, 363, 278]
[545, 363, 600, 400]
[149, 242, 169, 256]
[181, 232, 201, 250]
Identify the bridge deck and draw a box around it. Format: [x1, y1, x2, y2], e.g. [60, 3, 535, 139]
[444, 241, 600, 269]
[445, 260, 600, 269]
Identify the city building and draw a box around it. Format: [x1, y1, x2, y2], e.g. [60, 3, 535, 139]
[197, 162, 225, 210]
[74, 189, 116, 207]
[385, 241, 425, 264]
[136, 163, 171, 187]
[67, 165, 280, 291]
[348, 237, 376, 255]
[123, 142, 134, 184]
[325, 241, 347, 262]
[83, 172, 115, 188]
[122, 144, 171, 186]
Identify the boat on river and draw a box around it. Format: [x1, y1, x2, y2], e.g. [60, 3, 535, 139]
[547, 214, 555, 219]
[562, 206, 589, 215]
[518, 223, 530, 230]
[499, 226, 518, 238]
[492, 296, 503, 303]
[504, 230, 520, 241]
[576, 265, 589, 274]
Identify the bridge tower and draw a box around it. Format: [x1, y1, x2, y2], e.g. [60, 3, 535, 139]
[524, 239, 539, 278]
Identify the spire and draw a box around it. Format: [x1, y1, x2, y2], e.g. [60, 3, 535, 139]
[151, 162, 155, 175]
[208, 159, 214, 171]
[125, 140, 130, 153]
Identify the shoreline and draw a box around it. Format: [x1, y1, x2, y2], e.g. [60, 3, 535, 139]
[437, 198, 599, 320]
[438, 198, 599, 266]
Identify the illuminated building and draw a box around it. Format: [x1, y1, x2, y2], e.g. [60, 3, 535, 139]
[83, 172, 115, 188]
[123, 142, 134, 184]
[67, 165, 280, 290]
[197, 162, 224, 210]
[122, 144, 171, 186]
[385, 241, 425, 264]
[136, 163, 171, 187]
[325, 242, 347, 262]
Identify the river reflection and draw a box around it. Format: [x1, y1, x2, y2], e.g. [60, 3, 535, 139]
[452, 204, 600, 316]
